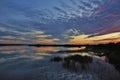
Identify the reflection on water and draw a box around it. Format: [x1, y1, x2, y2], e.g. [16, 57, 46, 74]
[0, 46, 119, 80]
[33, 47, 58, 53]
[0, 46, 87, 60]
[0, 46, 32, 54]
[68, 46, 86, 50]
[0, 46, 88, 80]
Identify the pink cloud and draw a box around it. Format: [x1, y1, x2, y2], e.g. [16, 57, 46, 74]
[96, 26, 120, 35]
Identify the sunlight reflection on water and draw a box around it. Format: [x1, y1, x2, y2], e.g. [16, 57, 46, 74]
[0, 46, 119, 80]
[0, 46, 89, 62]
[0, 46, 91, 80]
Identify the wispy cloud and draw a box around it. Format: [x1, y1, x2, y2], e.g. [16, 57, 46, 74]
[0, 40, 25, 44]
[0, 0, 119, 44]
[35, 38, 59, 44]
[68, 32, 120, 44]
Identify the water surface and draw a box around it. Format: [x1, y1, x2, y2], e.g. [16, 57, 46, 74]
[0, 46, 119, 80]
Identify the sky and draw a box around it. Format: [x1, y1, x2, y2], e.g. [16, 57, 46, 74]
[0, 0, 120, 44]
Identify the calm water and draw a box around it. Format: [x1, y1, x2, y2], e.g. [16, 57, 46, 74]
[0, 46, 88, 80]
[0, 46, 120, 80]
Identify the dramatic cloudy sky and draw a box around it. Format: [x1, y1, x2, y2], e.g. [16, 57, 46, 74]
[0, 0, 120, 44]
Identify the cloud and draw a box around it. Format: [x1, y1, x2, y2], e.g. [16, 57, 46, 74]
[89, 25, 120, 38]
[35, 38, 59, 44]
[53, 7, 68, 15]
[63, 28, 84, 39]
[94, 37, 120, 41]
[0, 40, 25, 44]
[0, 0, 119, 44]
[68, 32, 120, 44]
[35, 34, 52, 38]
[52, 0, 106, 21]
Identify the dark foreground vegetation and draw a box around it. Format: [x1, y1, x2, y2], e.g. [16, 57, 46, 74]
[50, 55, 93, 72]
[50, 56, 63, 62]
[50, 42, 120, 72]
[86, 42, 120, 72]
[63, 55, 93, 72]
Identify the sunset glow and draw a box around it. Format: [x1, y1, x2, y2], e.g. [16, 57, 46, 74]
[0, 0, 120, 44]
[69, 32, 120, 44]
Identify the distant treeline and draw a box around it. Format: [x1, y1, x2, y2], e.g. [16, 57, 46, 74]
[0, 44, 85, 47]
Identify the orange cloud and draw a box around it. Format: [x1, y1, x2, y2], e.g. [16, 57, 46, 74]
[36, 38, 59, 44]
[95, 38, 120, 44]
[68, 32, 120, 44]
